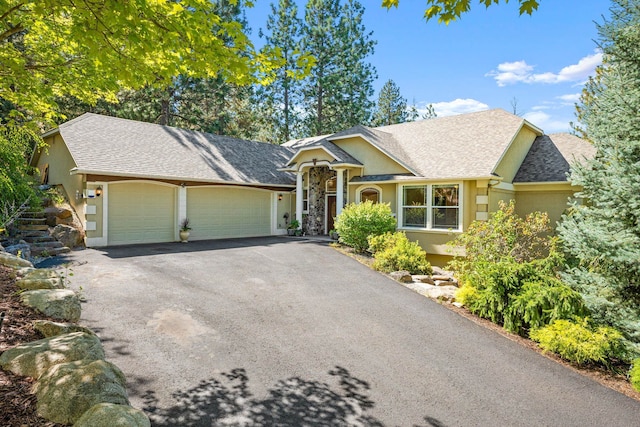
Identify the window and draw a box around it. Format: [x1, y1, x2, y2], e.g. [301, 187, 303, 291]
[360, 188, 379, 203]
[401, 184, 460, 230]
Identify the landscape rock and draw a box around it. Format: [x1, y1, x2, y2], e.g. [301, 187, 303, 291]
[34, 359, 129, 425]
[73, 403, 150, 427]
[45, 206, 73, 220]
[0, 243, 4, 251]
[0, 332, 104, 378]
[390, 270, 413, 283]
[33, 320, 96, 338]
[425, 285, 458, 302]
[3, 242, 31, 262]
[52, 224, 83, 248]
[0, 251, 34, 269]
[20, 289, 81, 321]
[413, 275, 435, 285]
[435, 280, 452, 287]
[16, 269, 65, 290]
[431, 275, 452, 282]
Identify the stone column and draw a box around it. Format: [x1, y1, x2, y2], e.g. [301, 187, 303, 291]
[336, 168, 344, 217]
[296, 170, 304, 227]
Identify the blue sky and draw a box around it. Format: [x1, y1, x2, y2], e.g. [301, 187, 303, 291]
[245, 0, 611, 133]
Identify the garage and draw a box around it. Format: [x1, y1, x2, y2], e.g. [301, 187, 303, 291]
[108, 182, 176, 245]
[187, 187, 272, 240]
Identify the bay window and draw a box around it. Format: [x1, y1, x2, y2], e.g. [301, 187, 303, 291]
[401, 184, 460, 230]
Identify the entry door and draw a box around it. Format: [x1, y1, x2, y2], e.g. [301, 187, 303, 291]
[326, 195, 337, 234]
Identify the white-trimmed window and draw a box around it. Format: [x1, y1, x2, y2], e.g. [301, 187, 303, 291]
[359, 187, 380, 203]
[401, 183, 461, 230]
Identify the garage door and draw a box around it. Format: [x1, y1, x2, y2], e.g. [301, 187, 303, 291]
[108, 183, 176, 245]
[187, 187, 271, 240]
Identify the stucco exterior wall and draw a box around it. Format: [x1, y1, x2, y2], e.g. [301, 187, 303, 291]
[515, 187, 574, 229]
[291, 149, 336, 166]
[85, 183, 103, 239]
[276, 192, 292, 230]
[37, 135, 85, 223]
[333, 137, 410, 175]
[493, 127, 538, 183]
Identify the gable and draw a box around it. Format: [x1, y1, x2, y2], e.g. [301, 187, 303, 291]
[493, 126, 539, 183]
[331, 136, 411, 176]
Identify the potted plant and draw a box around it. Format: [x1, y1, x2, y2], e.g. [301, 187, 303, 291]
[288, 219, 300, 236]
[179, 218, 191, 243]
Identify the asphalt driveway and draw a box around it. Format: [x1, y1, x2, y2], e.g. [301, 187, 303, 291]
[66, 237, 640, 426]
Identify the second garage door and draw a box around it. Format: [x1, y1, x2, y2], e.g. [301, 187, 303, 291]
[108, 182, 176, 245]
[187, 187, 272, 240]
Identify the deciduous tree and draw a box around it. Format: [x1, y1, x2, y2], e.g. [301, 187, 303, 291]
[0, 0, 265, 125]
[381, 0, 541, 24]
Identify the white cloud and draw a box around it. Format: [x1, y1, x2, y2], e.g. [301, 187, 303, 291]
[523, 110, 572, 133]
[556, 93, 581, 103]
[486, 50, 602, 87]
[429, 98, 489, 117]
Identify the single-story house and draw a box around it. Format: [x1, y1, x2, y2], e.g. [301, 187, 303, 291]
[32, 109, 595, 264]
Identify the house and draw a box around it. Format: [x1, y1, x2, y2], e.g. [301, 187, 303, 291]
[32, 109, 594, 264]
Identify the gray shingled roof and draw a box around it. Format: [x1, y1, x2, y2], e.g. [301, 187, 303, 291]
[288, 109, 540, 180]
[514, 133, 596, 183]
[373, 109, 534, 179]
[55, 113, 296, 186]
[285, 138, 363, 167]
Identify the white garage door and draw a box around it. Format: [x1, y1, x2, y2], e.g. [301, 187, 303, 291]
[108, 183, 176, 245]
[187, 187, 272, 240]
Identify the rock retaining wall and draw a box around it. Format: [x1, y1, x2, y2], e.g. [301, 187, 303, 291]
[0, 251, 149, 426]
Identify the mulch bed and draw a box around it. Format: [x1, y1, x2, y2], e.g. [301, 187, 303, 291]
[0, 265, 64, 427]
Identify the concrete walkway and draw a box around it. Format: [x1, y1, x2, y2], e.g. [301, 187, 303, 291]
[66, 237, 640, 426]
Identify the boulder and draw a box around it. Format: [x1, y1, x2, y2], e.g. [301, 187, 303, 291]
[435, 280, 452, 287]
[33, 320, 96, 338]
[20, 289, 81, 321]
[0, 243, 4, 251]
[45, 206, 73, 219]
[2, 243, 31, 262]
[390, 270, 413, 283]
[52, 224, 83, 248]
[0, 332, 104, 378]
[34, 359, 129, 425]
[0, 251, 34, 269]
[16, 269, 65, 290]
[73, 403, 150, 427]
[425, 285, 458, 302]
[413, 275, 435, 285]
[431, 275, 452, 282]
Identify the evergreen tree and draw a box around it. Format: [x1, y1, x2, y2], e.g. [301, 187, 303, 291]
[257, 0, 306, 142]
[301, 0, 376, 136]
[422, 103, 437, 120]
[372, 79, 407, 126]
[558, 0, 640, 350]
[335, 0, 377, 128]
[406, 98, 420, 122]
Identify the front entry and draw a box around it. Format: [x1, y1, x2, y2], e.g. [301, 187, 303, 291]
[326, 195, 337, 234]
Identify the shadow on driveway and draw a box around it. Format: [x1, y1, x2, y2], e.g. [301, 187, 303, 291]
[138, 366, 445, 427]
[84, 236, 329, 259]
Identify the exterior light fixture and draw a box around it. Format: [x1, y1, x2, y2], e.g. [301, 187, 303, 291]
[278, 194, 283, 201]
[95, 186, 103, 197]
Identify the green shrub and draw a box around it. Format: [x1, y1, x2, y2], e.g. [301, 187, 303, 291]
[630, 359, 640, 392]
[368, 232, 432, 275]
[334, 201, 396, 253]
[505, 278, 586, 335]
[530, 318, 629, 366]
[447, 200, 558, 281]
[455, 258, 585, 336]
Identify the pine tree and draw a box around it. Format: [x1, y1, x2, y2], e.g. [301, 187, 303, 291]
[558, 0, 640, 350]
[372, 79, 407, 126]
[301, 0, 376, 136]
[422, 103, 437, 120]
[257, 0, 306, 142]
[335, 0, 377, 128]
